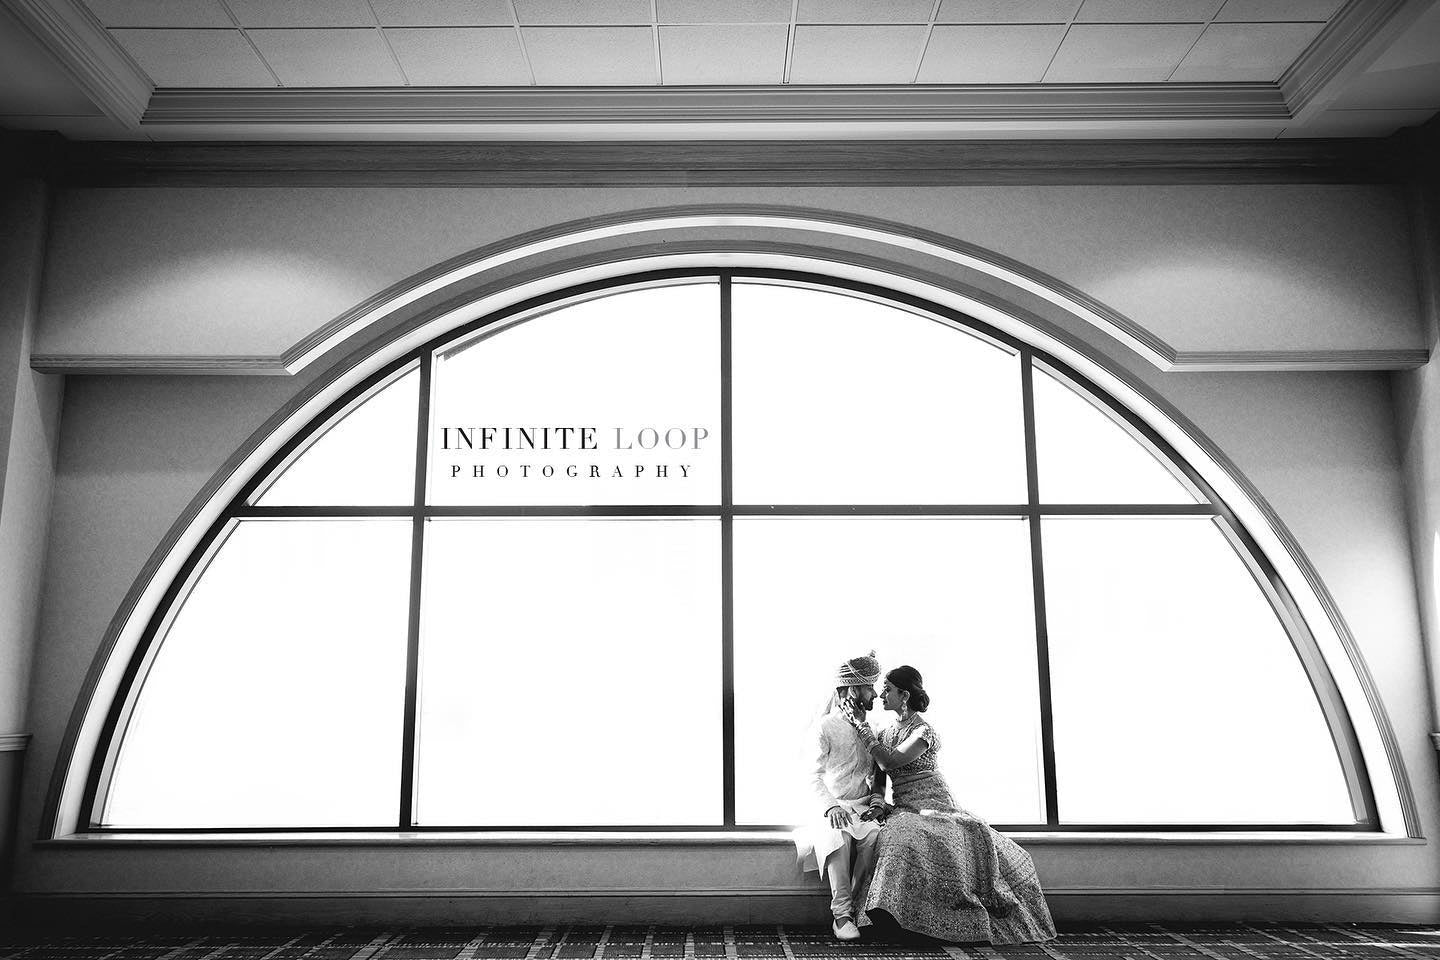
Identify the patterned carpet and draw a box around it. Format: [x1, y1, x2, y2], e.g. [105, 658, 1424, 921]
[3, 925, 1440, 960]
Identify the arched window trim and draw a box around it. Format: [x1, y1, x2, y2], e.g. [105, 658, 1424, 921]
[42, 250, 1417, 841]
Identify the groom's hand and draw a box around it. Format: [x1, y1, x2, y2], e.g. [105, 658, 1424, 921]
[826, 806, 853, 828]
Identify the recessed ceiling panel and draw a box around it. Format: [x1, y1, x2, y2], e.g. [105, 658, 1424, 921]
[110, 29, 275, 86]
[659, 0, 791, 23]
[386, 27, 531, 85]
[790, 25, 929, 83]
[249, 28, 405, 85]
[225, 0, 375, 27]
[659, 25, 788, 84]
[370, 0, 514, 26]
[1172, 21, 1324, 81]
[83, 0, 232, 28]
[1215, 0, 1343, 20]
[1045, 23, 1204, 81]
[1076, 0, 1224, 21]
[936, 0, 1082, 23]
[514, 0, 653, 24]
[797, 0, 935, 23]
[523, 26, 657, 84]
[919, 24, 1067, 82]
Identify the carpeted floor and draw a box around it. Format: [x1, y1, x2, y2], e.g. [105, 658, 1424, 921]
[3, 925, 1440, 960]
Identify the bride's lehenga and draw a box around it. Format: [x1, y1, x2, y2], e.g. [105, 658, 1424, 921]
[856, 715, 1056, 944]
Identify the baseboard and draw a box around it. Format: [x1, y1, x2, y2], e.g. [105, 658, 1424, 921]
[10, 888, 1440, 928]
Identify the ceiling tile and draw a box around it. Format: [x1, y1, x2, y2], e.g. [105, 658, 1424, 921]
[522, 26, 657, 83]
[659, 0, 790, 23]
[659, 24, 787, 83]
[797, 0, 935, 23]
[1171, 21, 1322, 81]
[1215, 0, 1343, 21]
[918, 24, 1066, 82]
[936, 0, 1082, 23]
[1045, 23, 1204, 80]
[1076, 0, 1223, 22]
[83, 0, 232, 28]
[790, 25, 928, 83]
[109, 28, 275, 86]
[248, 28, 404, 85]
[385, 27, 530, 84]
[370, 0, 513, 26]
[514, 0, 653, 24]
[225, 0, 376, 27]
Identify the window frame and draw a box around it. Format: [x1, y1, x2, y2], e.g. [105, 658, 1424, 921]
[80, 267, 1380, 834]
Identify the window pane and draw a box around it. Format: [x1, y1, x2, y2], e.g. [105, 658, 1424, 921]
[104, 520, 412, 827]
[733, 517, 1044, 826]
[1044, 517, 1354, 824]
[731, 283, 1027, 504]
[256, 367, 419, 506]
[428, 284, 720, 506]
[1033, 365, 1196, 504]
[415, 517, 722, 826]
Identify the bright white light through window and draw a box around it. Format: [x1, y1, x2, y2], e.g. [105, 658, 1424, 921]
[99, 275, 1366, 832]
[104, 520, 411, 827]
[731, 282, 1028, 505]
[1044, 516, 1353, 824]
[256, 368, 420, 506]
[733, 517, 1045, 826]
[428, 283, 720, 507]
[415, 517, 722, 826]
[1032, 365, 1196, 505]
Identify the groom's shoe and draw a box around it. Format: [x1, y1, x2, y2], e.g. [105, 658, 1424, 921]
[832, 917, 861, 942]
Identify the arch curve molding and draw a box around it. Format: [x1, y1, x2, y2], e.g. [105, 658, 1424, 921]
[42, 209, 1421, 839]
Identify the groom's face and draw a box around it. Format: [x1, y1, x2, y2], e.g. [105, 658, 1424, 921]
[850, 685, 877, 712]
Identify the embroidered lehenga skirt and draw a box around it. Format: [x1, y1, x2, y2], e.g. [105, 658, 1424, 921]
[857, 768, 1056, 944]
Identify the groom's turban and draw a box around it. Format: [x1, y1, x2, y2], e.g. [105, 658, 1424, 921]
[836, 651, 881, 688]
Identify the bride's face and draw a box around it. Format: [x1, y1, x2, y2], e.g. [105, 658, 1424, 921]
[880, 679, 905, 713]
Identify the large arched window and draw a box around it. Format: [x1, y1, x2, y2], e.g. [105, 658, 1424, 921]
[86, 270, 1376, 832]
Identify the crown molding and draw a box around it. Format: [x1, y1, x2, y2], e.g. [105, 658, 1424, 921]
[29, 355, 288, 375]
[0, 0, 1422, 141]
[53, 138, 1400, 187]
[138, 82, 1290, 128]
[0, 0, 151, 129]
[1168, 349, 1430, 371]
[1280, 0, 1422, 121]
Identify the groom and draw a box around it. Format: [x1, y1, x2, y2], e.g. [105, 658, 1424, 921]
[796, 651, 886, 941]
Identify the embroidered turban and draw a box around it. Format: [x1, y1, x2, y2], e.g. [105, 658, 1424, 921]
[836, 651, 881, 688]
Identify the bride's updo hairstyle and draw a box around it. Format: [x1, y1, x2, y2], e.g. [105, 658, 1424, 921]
[886, 665, 930, 713]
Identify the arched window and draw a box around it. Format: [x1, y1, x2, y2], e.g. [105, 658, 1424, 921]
[86, 270, 1376, 832]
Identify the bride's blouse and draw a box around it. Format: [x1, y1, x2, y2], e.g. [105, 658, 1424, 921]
[882, 714, 940, 773]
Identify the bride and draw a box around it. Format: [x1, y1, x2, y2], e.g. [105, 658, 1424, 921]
[840, 664, 1057, 944]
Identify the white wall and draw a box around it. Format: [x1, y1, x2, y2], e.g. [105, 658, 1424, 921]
[0, 180, 63, 887]
[8, 182, 1439, 925]
[35, 185, 1423, 362]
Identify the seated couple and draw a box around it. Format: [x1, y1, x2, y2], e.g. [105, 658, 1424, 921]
[795, 652, 1057, 944]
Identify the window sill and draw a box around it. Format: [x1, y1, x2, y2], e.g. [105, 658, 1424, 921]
[38, 829, 1423, 848]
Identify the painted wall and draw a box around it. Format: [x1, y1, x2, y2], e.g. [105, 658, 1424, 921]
[0, 181, 63, 888]
[7, 182, 1439, 924]
[34, 184, 1423, 362]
